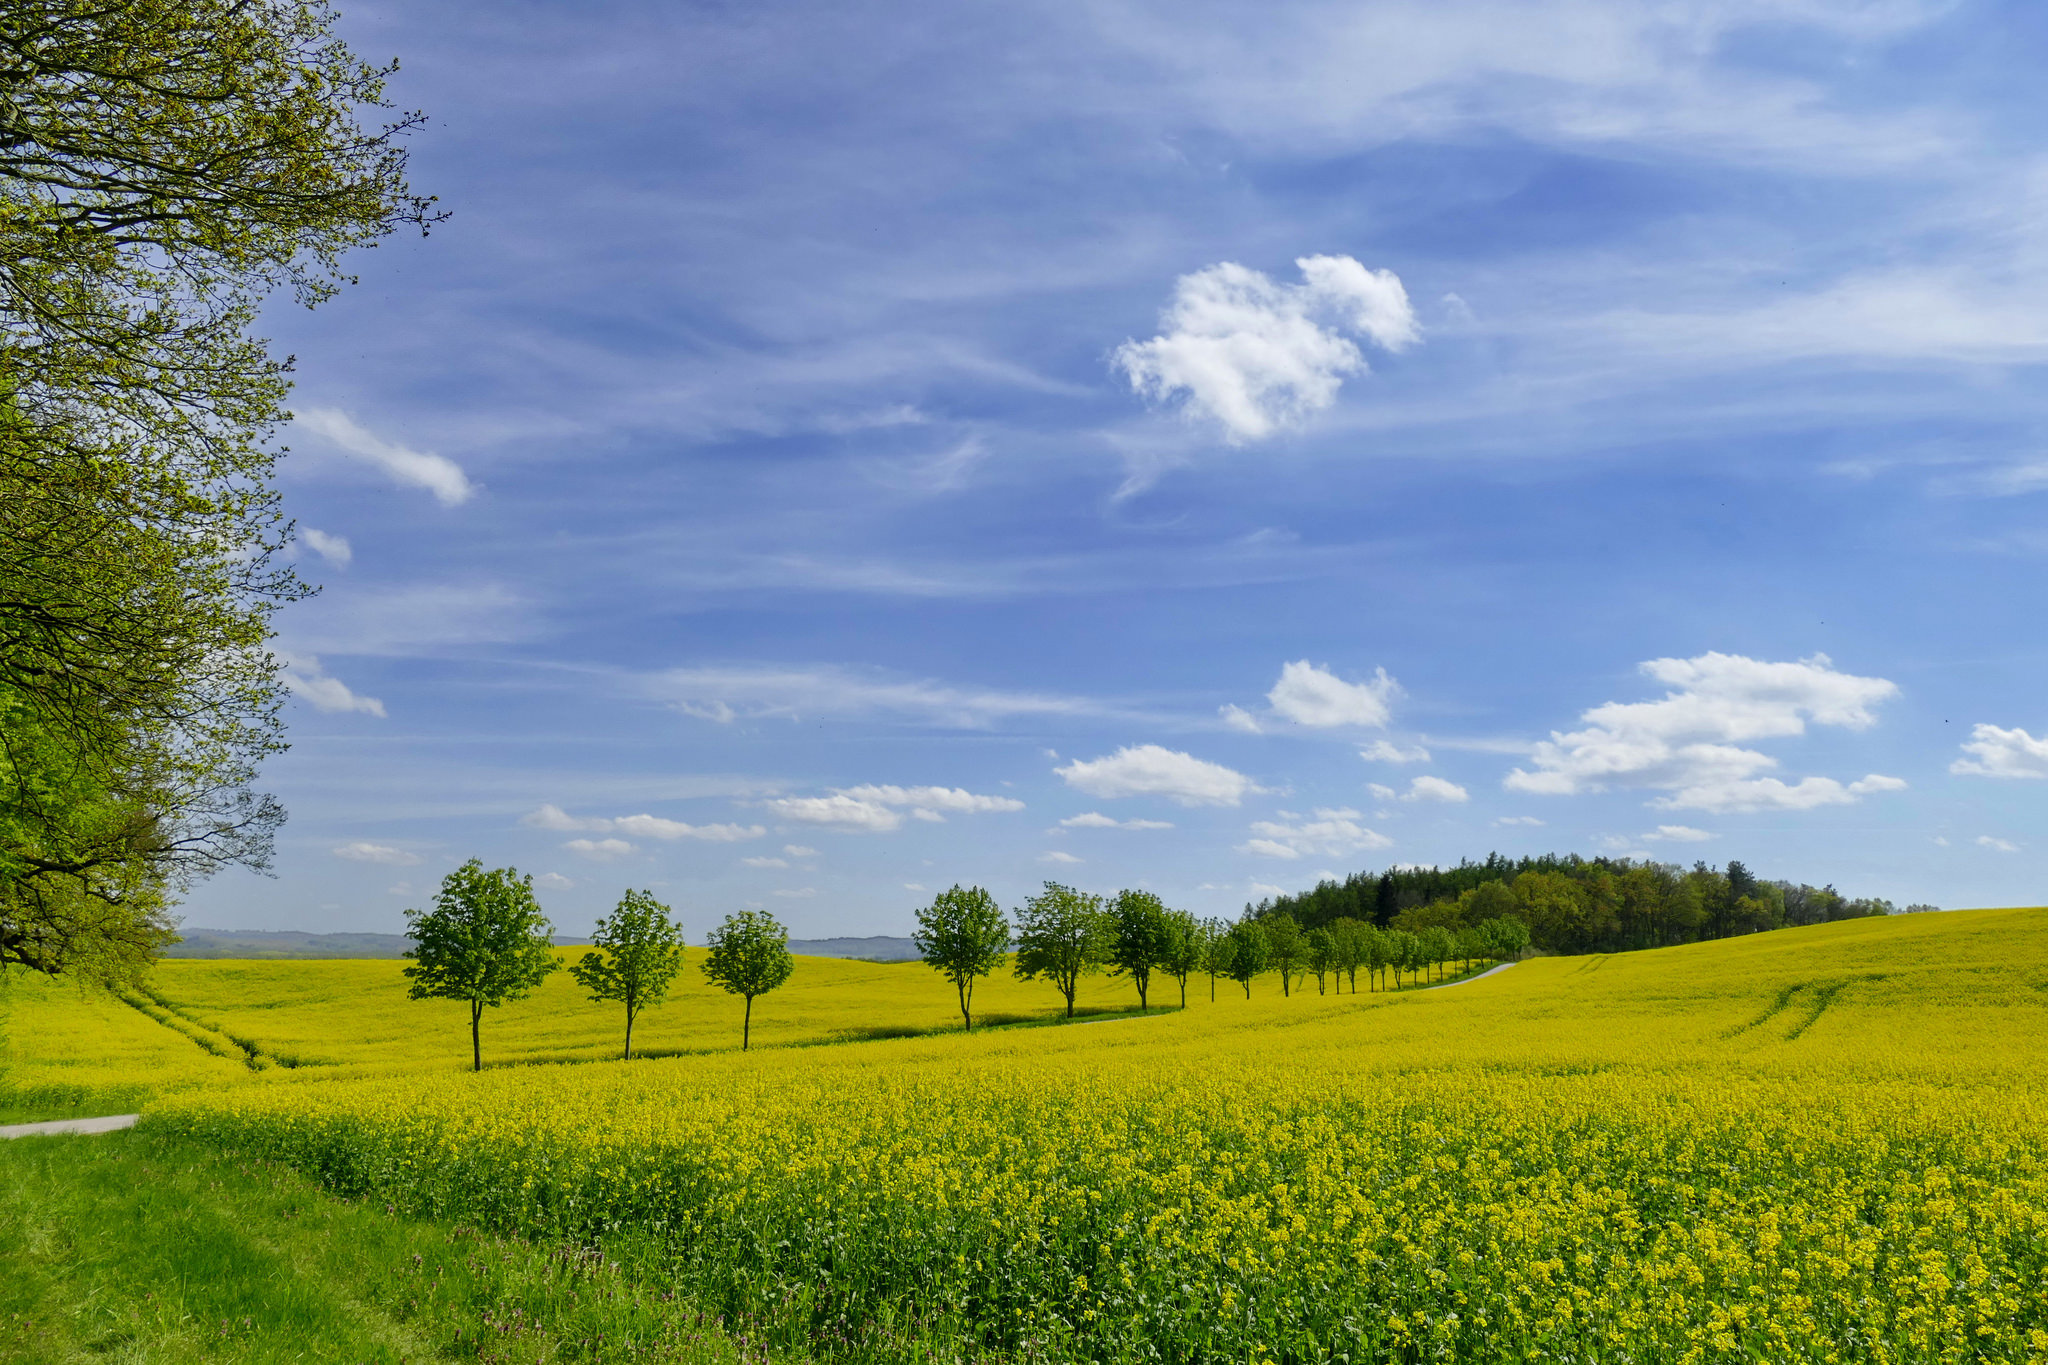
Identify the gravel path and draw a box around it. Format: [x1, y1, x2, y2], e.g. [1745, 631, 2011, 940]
[0, 1114, 139, 1139]
[1422, 961, 1518, 991]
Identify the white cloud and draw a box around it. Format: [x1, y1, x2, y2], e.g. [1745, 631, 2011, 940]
[565, 838, 636, 861]
[904, 882, 927, 892]
[300, 528, 353, 568]
[773, 886, 818, 898]
[1494, 815, 1545, 827]
[784, 844, 818, 858]
[1505, 652, 1904, 813]
[1368, 783, 1398, 802]
[1977, 835, 2020, 853]
[1240, 807, 1391, 859]
[651, 664, 1145, 730]
[741, 856, 790, 869]
[1644, 825, 1714, 842]
[1056, 744, 1257, 806]
[1057, 812, 1175, 830]
[765, 783, 1021, 834]
[839, 785, 1025, 814]
[1952, 724, 2048, 779]
[1266, 660, 1398, 728]
[332, 841, 421, 867]
[1039, 850, 1083, 864]
[385, 881, 416, 897]
[1402, 775, 1469, 803]
[279, 654, 385, 718]
[534, 872, 574, 891]
[520, 805, 763, 841]
[1361, 739, 1430, 764]
[1113, 255, 1417, 442]
[297, 407, 476, 506]
[1219, 703, 1263, 734]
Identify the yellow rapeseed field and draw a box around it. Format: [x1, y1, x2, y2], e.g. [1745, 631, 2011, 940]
[112, 907, 2048, 1362]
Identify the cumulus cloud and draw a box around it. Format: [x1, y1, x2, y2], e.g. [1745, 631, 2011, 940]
[741, 856, 790, 869]
[279, 654, 385, 717]
[1266, 660, 1399, 728]
[765, 784, 1022, 833]
[773, 887, 817, 898]
[1977, 835, 2020, 853]
[1240, 808, 1392, 860]
[519, 805, 763, 841]
[1402, 775, 1469, 803]
[534, 872, 574, 891]
[1219, 703, 1263, 734]
[1361, 739, 1430, 764]
[332, 841, 421, 866]
[1952, 724, 2048, 779]
[1039, 850, 1083, 864]
[1114, 255, 1418, 442]
[784, 845, 818, 858]
[565, 837, 636, 860]
[297, 407, 476, 506]
[1645, 824, 1714, 842]
[1056, 745, 1258, 806]
[300, 528, 353, 568]
[1057, 812, 1175, 830]
[1504, 652, 1905, 813]
[1494, 815, 1545, 827]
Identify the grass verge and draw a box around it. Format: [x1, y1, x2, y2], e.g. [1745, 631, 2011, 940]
[0, 1128, 772, 1364]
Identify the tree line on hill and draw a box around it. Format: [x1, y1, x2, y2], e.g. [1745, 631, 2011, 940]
[1248, 853, 1931, 957]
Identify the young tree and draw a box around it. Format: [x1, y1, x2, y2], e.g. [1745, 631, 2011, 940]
[1200, 917, 1234, 1001]
[1224, 919, 1271, 998]
[1479, 915, 1531, 962]
[1013, 882, 1106, 1018]
[1328, 917, 1366, 993]
[701, 909, 794, 1050]
[1156, 909, 1203, 1007]
[1305, 928, 1335, 995]
[1264, 915, 1307, 997]
[1363, 924, 1392, 992]
[913, 884, 1010, 1031]
[1383, 930, 1418, 988]
[1420, 925, 1455, 980]
[571, 889, 686, 1060]
[403, 861, 558, 1072]
[1105, 888, 1173, 1010]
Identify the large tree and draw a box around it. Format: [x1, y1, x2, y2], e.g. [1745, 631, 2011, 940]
[701, 909, 794, 1051]
[913, 884, 1009, 1032]
[0, 0, 434, 982]
[571, 889, 685, 1060]
[1012, 882, 1104, 1019]
[403, 862, 558, 1073]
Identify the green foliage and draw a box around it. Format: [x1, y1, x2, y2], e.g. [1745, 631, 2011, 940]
[1156, 909, 1203, 1007]
[1328, 917, 1369, 992]
[1104, 888, 1173, 1010]
[1012, 882, 1105, 1018]
[701, 909, 794, 1050]
[1223, 919, 1270, 998]
[1263, 915, 1307, 996]
[0, 0, 436, 980]
[571, 889, 686, 1060]
[912, 884, 1009, 1031]
[402, 861, 557, 1071]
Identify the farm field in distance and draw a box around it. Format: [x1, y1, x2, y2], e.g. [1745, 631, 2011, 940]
[6, 906, 2047, 1361]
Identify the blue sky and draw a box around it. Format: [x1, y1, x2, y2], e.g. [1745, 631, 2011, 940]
[194, 0, 2048, 937]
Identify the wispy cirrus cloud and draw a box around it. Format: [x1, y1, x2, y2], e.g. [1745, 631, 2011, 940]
[763, 784, 1024, 833]
[297, 407, 477, 506]
[521, 804, 765, 841]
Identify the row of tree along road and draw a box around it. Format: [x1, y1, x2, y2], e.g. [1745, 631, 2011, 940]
[402, 865, 1533, 1068]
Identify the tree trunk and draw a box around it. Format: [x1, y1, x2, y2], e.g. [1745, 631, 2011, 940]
[743, 994, 753, 1051]
[623, 1004, 635, 1061]
[470, 1000, 482, 1073]
[958, 977, 973, 1031]
[1179, 977, 1186, 1008]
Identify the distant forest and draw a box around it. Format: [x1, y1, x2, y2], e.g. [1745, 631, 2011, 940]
[1248, 854, 1930, 957]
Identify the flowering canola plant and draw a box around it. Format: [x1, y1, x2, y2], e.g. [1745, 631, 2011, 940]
[131, 907, 2048, 1362]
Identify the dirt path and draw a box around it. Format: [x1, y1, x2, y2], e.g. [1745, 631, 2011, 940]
[0, 1114, 138, 1139]
[1422, 961, 1518, 991]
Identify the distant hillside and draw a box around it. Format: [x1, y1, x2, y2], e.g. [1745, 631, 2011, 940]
[166, 928, 919, 961]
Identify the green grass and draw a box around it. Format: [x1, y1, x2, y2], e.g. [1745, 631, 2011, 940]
[0, 1129, 769, 1364]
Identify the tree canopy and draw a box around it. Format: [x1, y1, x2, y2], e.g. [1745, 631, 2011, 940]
[701, 909, 794, 1051]
[571, 889, 685, 1060]
[913, 884, 1009, 1031]
[1013, 882, 1105, 1019]
[403, 861, 558, 1072]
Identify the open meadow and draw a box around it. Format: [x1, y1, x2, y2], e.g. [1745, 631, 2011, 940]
[5, 907, 2047, 1361]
